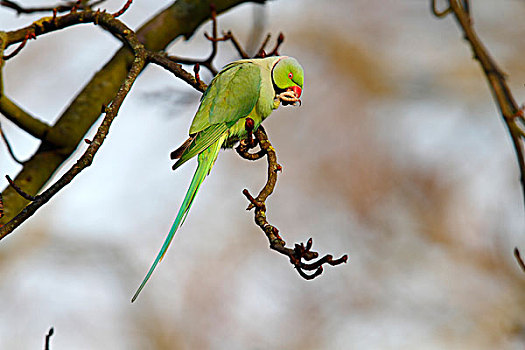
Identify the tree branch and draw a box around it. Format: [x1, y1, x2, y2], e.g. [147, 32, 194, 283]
[0, 193, 3, 223]
[0, 10, 148, 238]
[5, 175, 36, 201]
[146, 51, 207, 92]
[167, 5, 221, 75]
[0, 123, 24, 164]
[222, 30, 249, 59]
[0, 94, 51, 140]
[44, 327, 54, 350]
[432, 0, 525, 272]
[514, 247, 525, 273]
[112, 0, 132, 18]
[0, 0, 264, 230]
[237, 121, 348, 279]
[0, 0, 105, 15]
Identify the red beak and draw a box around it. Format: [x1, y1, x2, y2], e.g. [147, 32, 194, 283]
[288, 85, 302, 98]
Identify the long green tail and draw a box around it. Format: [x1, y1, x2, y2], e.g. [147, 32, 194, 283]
[131, 134, 227, 302]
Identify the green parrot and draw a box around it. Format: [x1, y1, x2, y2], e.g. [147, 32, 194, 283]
[132, 56, 304, 302]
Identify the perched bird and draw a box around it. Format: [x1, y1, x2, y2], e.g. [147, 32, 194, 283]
[132, 56, 304, 302]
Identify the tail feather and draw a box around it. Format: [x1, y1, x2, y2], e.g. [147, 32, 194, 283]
[131, 133, 227, 302]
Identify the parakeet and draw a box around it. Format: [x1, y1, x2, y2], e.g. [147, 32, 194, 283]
[132, 56, 304, 302]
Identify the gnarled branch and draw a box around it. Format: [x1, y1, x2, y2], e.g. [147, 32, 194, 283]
[237, 120, 348, 280]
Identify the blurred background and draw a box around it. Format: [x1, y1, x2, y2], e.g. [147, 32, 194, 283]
[1, 0, 525, 348]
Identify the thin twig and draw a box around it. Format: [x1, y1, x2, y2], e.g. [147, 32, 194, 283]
[69, 0, 83, 13]
[0, 123, 24, 164]
[5, 175, 36, 201]
[193, 63, 202, 86]
[431, 0, 451, 18]
[0, 0, 105, 15]
[44, 327, 54, 350]
[255, 33, 271, 57]
[167, 5, 283, 74]
[432, 0, 525, 273]
[223, 30, 249, 58]
[0, 193, 3, 221]
[267, 32, 284, 56]
[2, 29, 35, 60]
[146, 51, 207, 92]
[514, 248, 525, 272]
[168, 5, 219, 75]
[112, 0, 132, 18]
[3, 4, 130, 47]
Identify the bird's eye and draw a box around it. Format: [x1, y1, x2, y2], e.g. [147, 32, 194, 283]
[288, 72, 293, 79]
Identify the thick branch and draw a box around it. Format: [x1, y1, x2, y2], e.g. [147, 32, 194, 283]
[0, 95, 51, 140]
[0, 32, 51, 140]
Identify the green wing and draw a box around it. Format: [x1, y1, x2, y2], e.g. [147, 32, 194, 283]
[172, 123, 229, 170]
[173, 61, 262, 170]
[189, 62, 262, 134]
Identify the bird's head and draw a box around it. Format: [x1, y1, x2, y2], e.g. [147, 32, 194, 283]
[272, 57, 304, 106]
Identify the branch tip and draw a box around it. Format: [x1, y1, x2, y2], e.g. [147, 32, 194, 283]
[44, 326, 54, 350]
[193, 63, 200, 82]
[431, 0, 452, 18]
[5, 175, 36, 201]
[514, 247, 525, 273]
[209, 3, 216, 18]
[113, 0, 133, 18]
[0, 123, 24, 164]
